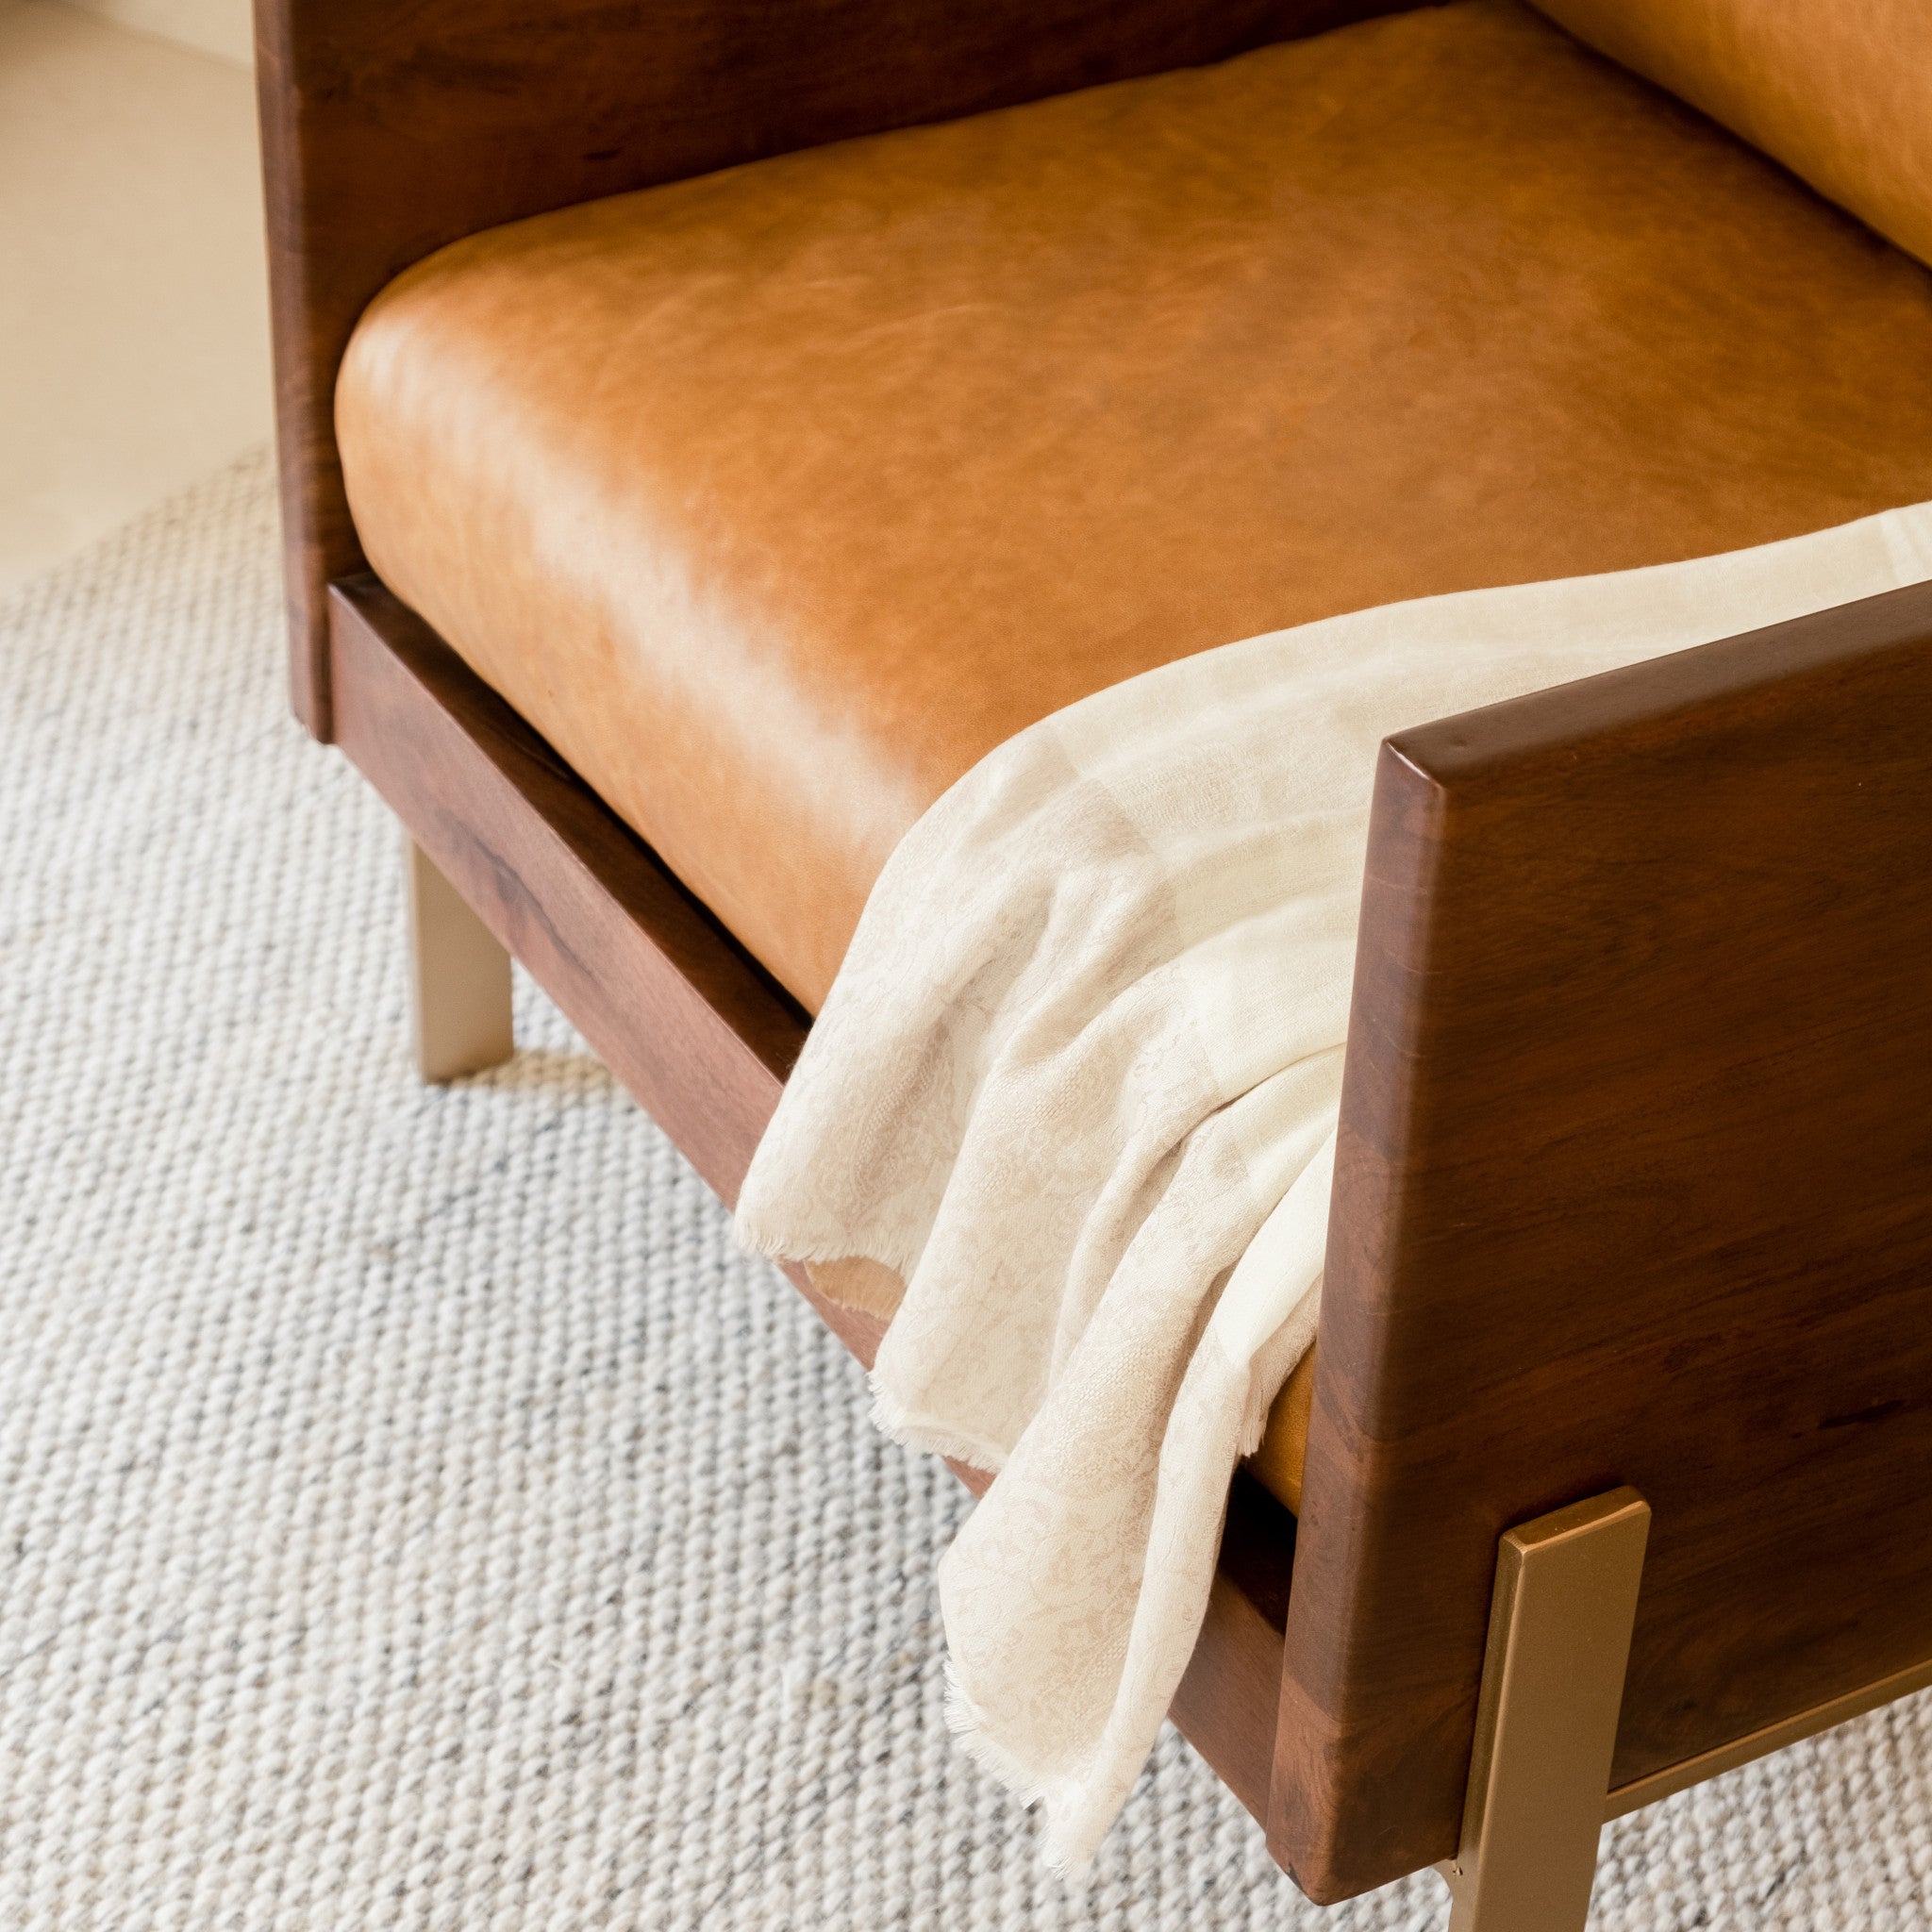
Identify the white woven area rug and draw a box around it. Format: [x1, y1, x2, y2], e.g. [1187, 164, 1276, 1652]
[2, 453, 1927, 1931]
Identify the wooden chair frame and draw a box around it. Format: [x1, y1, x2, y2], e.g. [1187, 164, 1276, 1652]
[262, 1, 1932, 1915]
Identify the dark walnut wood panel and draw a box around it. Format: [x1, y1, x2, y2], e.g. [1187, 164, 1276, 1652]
[328, 576, 1291, 1824]
[1273, 579, 1932, 1902]
[257, 0, 1433, 738]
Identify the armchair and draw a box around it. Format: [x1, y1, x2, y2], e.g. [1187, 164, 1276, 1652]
[257, 0, 1932, 1918]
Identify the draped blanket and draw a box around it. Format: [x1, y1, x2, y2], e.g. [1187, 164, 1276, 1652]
[736, 502, 1932, 1872]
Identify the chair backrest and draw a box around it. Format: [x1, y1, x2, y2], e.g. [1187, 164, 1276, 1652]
[1531, 0, 1932, 270]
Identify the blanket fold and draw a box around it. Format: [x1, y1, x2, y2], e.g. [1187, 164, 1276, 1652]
[737, 500, 1932, 1872]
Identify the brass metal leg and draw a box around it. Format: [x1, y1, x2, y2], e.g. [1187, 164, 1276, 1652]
[1441, 1488, 1651, 1932]
[405, 833, 514, 1082]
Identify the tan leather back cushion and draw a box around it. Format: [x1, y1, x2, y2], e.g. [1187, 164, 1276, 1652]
[1531, 0, 1932, 270]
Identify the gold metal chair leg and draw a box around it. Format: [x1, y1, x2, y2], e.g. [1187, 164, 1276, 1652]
[405, 833, 514, 1082]
[1441, 1488, 1651, 1932]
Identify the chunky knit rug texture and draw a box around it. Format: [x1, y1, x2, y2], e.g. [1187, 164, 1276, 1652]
[1, 453, 1927, 1931]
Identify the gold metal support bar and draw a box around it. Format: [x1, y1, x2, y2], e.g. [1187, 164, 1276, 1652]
[405, 832, 515, 1082]
[1441, 1488, 1651, 1932]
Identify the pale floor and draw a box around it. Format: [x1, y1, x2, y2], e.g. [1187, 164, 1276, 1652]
[0, 0, 269, 597]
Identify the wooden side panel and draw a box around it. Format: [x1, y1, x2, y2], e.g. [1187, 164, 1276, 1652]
[327, 578, 1291, 1821]
[1272, 580, 1932, 1901]
[260, 0, 1429, 738]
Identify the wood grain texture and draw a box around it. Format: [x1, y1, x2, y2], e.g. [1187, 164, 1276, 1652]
[1272, 578, 1932, 1902]
[328, 577, 1290, 1822]
[1174, 1571, 1291, 1825]
[257, 0, 1432, 737]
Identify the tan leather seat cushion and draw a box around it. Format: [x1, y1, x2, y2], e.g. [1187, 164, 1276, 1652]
[1534, 0, 1932, 274]
[340, 0, 1932, 1014]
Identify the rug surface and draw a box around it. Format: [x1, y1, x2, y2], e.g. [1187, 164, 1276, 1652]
[0, 454, 1926, 1930]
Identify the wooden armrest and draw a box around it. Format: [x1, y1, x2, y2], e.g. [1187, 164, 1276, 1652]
[1272, 576, 1932, 1901]
[257, 0, 1426, 739]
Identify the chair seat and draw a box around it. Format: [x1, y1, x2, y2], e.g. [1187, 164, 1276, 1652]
[338, 0, 1932, 1018]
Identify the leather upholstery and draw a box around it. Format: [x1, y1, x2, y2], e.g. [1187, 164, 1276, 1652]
[339, 0, 1932, 1016]
[1531, 0, 1932, 273]
[1250, 1348, 1318, 1515]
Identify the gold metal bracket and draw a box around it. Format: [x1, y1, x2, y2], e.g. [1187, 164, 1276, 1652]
[1439, 1488, 1651, 1932]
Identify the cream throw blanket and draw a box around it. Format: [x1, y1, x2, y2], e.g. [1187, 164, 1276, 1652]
[736, 502, 1932, 1872]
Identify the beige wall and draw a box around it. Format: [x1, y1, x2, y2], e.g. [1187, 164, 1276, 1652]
[61, 0, 250, 65]
[0, 0, 271, 592]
